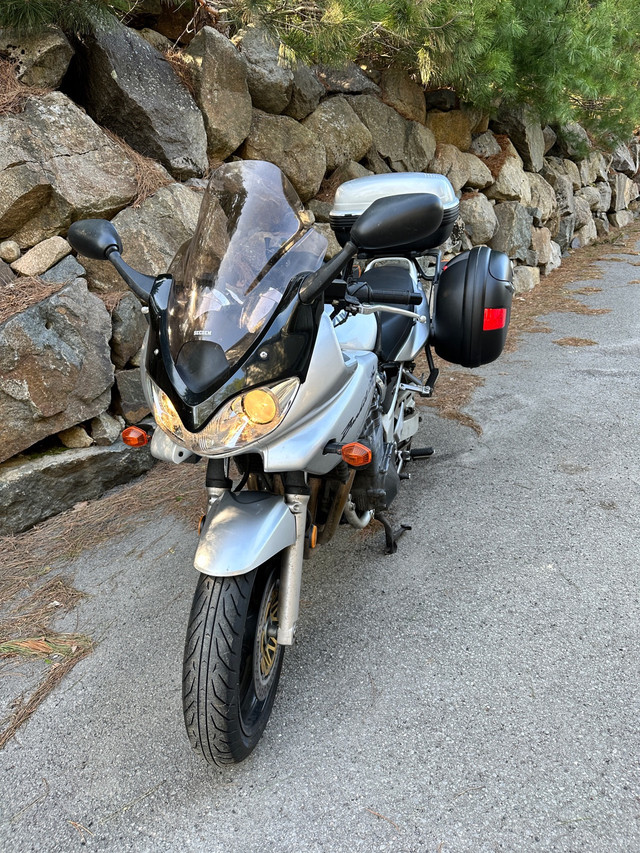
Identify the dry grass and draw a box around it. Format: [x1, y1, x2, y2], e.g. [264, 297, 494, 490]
[0, 276, 65, 326]
[553, 337, 597, 347]
[163, 48, 197, 97]
[477, 134, 512, 179]
[103, 129, 172, 208]
[419, 362, 486, 435]
[0, 59, 48, 115]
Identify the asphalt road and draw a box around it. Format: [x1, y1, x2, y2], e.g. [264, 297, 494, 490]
[1, 243, 639, 852]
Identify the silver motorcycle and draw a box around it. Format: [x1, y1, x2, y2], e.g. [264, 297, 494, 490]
[68, 160, 513, 766]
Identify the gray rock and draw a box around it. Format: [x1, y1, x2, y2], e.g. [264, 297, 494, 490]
[528, 226, 553, 266]
[563, 159, 582, 192]
[459, 153, 493, 190]
[512, 265, 540, 293]
[314, 64, 380, 95]
[330, 161, 373, 184]
[596, 181, 613, 213]
[594, 214, 610, 239]
[234, 28, 293, 114]
[485, 140, 531, 204]
[404, 122, 437, 172]
[90, 412, 125, 446]
[438, 215, 464, 256]
[573, 195, 592, 230]
[0, 27, 73, 88]
[0, 441, 153, 535]
[541, 240, 562, 275]
[11, 236, 70, 277]
[115, 368, 150, 423]
[380, 68, 426, 123]
[609, 173, 639, 212]
[555, 215, 577, 253]
[0, 279, 114, 463]
[82, 183, 203, 293]
[307, 200, 333, 223]
[578, 151, 609, 186]
[303, 97, 371, 174]
[557, 122, 591, 157]
[139, 28, 172, 52]
[429, 144, 471, 194]
[284, 65, 325, 121]
[571, 216, 597, 248]
[242, 110, 326, 202]
[527, 172, 558, 227]
[0, 92, 138, 247]
[313, 223, 342, 260]
[470, 131, 502, 158]
[489, 202, 533, 261]
[58, 425, 93, 448]
[40, 255, 86, 284]
[491, 106, 545, 172]
[610, 143, 637, 178]
[361, 147, 393, 175]
[72, 21, 208, 179]
[575, 186, 601, 212]
[542, 159, 576, 219]
[185, 27, 252, 161]
[459, 193, 498, 245]
[0, 240, 21, 263]
[542, 126, 557, 154]
[111, 293, 149, 369]
[0, 260, 16, 287]
[608, 210, 635, 228]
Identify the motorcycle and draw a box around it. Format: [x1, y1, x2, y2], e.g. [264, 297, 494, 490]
[68, 160, 513, 766]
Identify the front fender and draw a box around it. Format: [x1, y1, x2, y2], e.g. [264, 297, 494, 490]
[194, 491, 297, 577]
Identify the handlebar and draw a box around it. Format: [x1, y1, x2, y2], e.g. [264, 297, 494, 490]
[347, 283, 422, 306]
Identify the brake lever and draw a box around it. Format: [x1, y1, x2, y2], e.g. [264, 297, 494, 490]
[357, 303, 427, 324]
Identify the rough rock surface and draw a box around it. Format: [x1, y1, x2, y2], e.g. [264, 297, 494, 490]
[110, 293, 148, 369]
[489, 202, 533, 261]
[527, 226, 553, 267]
[115, 368, 150, 423]
[541, 241, 562, 275]
[470, 131, 502, 159]
[185, 27, 252, 161]
[459, 153, 493, 190]
[314, 64, 380, 95]
[242, 110, 327, 201]
[11, 236, 70, 277]
[0, 241, 21, 263]
[284, 65, 325, 121]
[527, 173, 558, 227]
[0, 28, 74, 88]
[91, 412, 125, 446]
[379, 69, 426, 124]
[492, 107, 546, 172]
[609, 174, 639, 212]
[425, 110, 473, 151]
[234, 29, 293, 114]
[0, 92, 138, 247]
[0, 279, 114, 463]
[512, 265, 540, 293]
[484, 141, 531, 204]
[58, 425, 93, 448]
[71, 22, 208, 179]
[82, 183, 203, 293]
[40, 255, 86, 284]
[0, 442, 153, 535]
[459, 193, 498, 245]
[303, 98, 371, 174]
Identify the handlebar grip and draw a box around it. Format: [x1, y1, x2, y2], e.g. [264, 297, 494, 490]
[348, 283, 423, 306]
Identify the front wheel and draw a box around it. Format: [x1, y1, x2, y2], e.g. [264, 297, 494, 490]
[182, 561, 284, 766]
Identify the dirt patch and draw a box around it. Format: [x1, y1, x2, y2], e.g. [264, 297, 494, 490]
[553, 337, 598, 347]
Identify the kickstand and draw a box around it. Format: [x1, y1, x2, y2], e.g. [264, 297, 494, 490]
[376, 512, 412, 554]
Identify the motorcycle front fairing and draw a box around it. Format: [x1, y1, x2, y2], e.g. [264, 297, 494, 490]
[143, 161, 328, 453]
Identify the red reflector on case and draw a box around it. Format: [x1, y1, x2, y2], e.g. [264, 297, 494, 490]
[483, 308, 507, 331]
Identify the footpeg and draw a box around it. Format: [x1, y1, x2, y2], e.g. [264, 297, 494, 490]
[409, 446, 434, 459]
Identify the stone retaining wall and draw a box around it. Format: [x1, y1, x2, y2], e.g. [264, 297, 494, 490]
[1, 20, 638, 534]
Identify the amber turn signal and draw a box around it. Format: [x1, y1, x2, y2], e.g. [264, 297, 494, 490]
[122, 426, 149, 447]
[341, 442, 372, 467]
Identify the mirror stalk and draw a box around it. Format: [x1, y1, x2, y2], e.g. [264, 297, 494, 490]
[298, 241, 356, 304]
[106, 248, 155, 303]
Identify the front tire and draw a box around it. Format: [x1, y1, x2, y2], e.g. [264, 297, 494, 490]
[182, 561, 284, 766]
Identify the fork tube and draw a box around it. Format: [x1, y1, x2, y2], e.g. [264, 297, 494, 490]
[277, 491, 310, 646]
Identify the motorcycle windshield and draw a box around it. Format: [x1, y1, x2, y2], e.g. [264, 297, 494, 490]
[167, 161, 326, 388]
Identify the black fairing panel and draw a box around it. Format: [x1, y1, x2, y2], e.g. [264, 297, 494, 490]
[432, 246, 513, 368]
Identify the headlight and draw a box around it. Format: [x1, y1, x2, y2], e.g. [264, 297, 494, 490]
[149, 377, 299, 455]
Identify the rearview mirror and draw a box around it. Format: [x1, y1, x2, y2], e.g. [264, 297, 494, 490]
[67, 219, 123, 260]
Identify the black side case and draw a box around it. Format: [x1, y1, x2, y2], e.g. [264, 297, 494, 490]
[432, 246, 513, 368]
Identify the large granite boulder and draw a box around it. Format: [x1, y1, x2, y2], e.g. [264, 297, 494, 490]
[70, 22, 208, 179]
[82, 183, 203, 293]
[349, 95, 435, 172]
[110, 293, 148, 369]
[429, 144, 470, 193]
[484, 139, 531, 204]
[491, 107, 545, 172]
[578, 151, 609, 186]
[609, 173, 639, 212]
[303, 98, 371, 174]
[527, 172, 558, 227]
[0, 441, 153, 535]
[470, 131, 502, 159]
[242, 110, 327, 201]
[489, 202, 533, 261]
[379, 68, 426, 123]
[284, 65, 325, 121]
[0, 278, 114, 463]
[0, 28, 74, 88]
[425, 109, 473, 151]
[459, 193, 498, 245]
[184, 27, 252, 161]
[233, 28, 293, 114]
[0, 92, 138, 247]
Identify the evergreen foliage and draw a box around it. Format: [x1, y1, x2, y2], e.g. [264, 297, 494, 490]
[2, 0, 639, 141]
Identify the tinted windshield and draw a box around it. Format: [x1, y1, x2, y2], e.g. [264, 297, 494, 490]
[167, 161, 327, 381]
